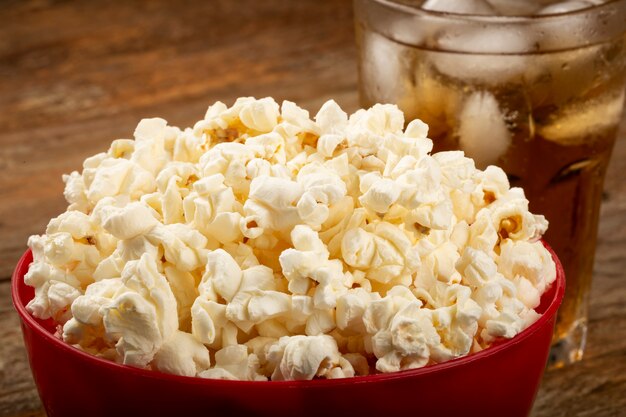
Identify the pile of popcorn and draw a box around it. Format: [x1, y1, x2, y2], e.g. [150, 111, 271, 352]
[24, 97, 556, 381]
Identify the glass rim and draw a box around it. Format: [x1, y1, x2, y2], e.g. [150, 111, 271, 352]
[369, 0, 626, 21]
[354, 0, 626, 53]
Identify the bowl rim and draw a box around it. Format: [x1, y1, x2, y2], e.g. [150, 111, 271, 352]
[12, 242, 565, 387]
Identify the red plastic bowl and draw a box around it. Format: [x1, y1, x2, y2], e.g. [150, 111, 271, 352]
[12, 244, 564, 417]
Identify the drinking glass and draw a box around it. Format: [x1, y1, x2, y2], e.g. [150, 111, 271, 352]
[354, 0, 626, 367]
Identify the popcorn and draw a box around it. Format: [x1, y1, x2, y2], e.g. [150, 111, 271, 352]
[280, 225, 349, 309]
[27, 280, 81, 323]
[498, 240, 557, 308]
[100, 202, 159, 240]
[152, 330, 211, 377]
[358, 175, 400, 214]
[63, 171, 90, 212]
[191, 298, 227, 346]
[146, 224, 208, 272]
[248, 290, 291, 322]
[239, 98, 280, 133]
[86, 159, 156, 204]
[25, 97, 557, 380]
[341, 222, 421, 287]
[295, 163, 347, 228]
[336, 288, 377, 335]
[104, 253, 179, 367]
[199, 344, 267, 381]
[199, 250, 239, 301]
[163, 265, 198, 330]
[132, 118, 169, 176]
[315, 100, 348, 136]
[267, 335, 353, 381]
[244, 176, 303, 236]
[25, 226, 101, 290]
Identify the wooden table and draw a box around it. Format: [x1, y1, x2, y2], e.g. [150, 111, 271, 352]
[0, 1, 624, 416]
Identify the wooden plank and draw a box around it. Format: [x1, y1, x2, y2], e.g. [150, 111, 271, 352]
[0, 282, 44, 417]
[532, 349, 626, 417]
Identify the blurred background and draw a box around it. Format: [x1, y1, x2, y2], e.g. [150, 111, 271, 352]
[0, 1, 624, 416]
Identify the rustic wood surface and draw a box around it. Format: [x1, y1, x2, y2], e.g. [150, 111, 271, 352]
[0, 1, 624, 416]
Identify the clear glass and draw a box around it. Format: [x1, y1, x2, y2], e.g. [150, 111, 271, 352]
[354, 0, 626, 367]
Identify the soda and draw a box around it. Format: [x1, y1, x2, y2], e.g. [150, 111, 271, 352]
[355, 0, 626, 366]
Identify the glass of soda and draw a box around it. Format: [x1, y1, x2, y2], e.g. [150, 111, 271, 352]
[354, 0, 626, 367]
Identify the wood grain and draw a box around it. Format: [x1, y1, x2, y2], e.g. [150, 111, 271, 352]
[0, 1, 624, 416]
[0, 282, 43, 417]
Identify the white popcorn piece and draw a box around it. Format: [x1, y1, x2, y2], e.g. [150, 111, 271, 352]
[245, 132, 287, 164]
[191, 298, 227, 346]
[103, 253, 179, 368]
[224, 265, 281, 330]
[315, 100, 348, 136]
[86, 159, 156, 204]
[359, 176, 400, 214]
[296, 163, 347, 228]
[305, 308, 336, 336]
[222, 242, 260, 269]
[335, 288, 375, 334]
[239, 97, 280, 133]
[244, 176, 303, 235]
[62, 278, 126, 352]
[341, 222, 420, 286]
[100, 202, 159, 240]
[168, 128, 205, 164]
[152, 330, 211, 377]
[317, 134, 346, 158]
[146, 224, 208, 271]
[498, 240, 556, 307]
[70, 278, 125, 328]
[26, 280, 81, 323]
[132, 118, 169, 176]
[281, 101, 321, 135]
[280, 225, 349, 309]
[200, 249, 243, 303]
[93, 234, 159, 281]
[63, 171, 90, 212]
[199, 142, 258, 196]
[256, 319, 291, 338]
[45, 210, 94, 239]
[248, 290, 291, 322]
[25, 97, 558, 380]
[25, 229, 101, 290]
[268, 335, 352, 381]
[200, 344, 267, 381]
[163, 265, 198, 330]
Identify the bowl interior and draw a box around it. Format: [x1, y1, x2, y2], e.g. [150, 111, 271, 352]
[11, 242, 565, 386]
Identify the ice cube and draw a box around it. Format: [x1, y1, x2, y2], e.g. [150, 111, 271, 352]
[421, 0, 497, 14]
[537, 90, 625, 145]
[359, 30, 415, 105]
[488, 0, 542, 15]
[527, 0, 610, 105]
[431, 26, 535, 86]
[436, 24, 535, 55]
[537, 0, 596, 14]
[457, 91, 511, 169]
[532, 0, 610, 57]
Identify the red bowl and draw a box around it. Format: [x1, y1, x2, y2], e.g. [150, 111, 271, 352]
[12, 243, 564, 417]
